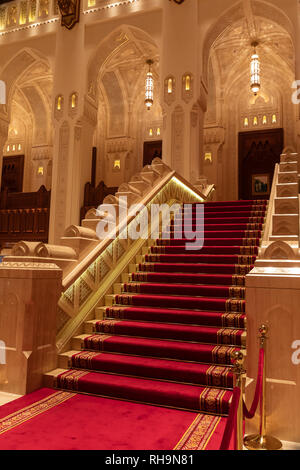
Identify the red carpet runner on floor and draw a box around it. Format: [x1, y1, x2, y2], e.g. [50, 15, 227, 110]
[0, 200, 267, 450]
[0, 388, 230, 450]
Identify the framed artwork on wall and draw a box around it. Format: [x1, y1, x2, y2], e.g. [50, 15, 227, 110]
[252, 174, 270, 196]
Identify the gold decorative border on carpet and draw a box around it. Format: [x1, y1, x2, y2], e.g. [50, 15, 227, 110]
[225, 299, 245, 313]
[250, 210, 265, 217]
[151, 246, 165, 254]
[174, 414, 221, 450]
[146, 254, 161, 263]
[217, 328, 240, 346]
[240, 246, 257, 255]
[249, 217, 264, 223]
[96, 319, 120, 334]
[0, 391, 75, 436]
[221, 312, 244, 328]
[105, 307, 125, 320]
[246, 223, 262, 231]
[139, 263, 155, 272]
[206, 365, 230, 388]
[244, 230, 261, 238]
[57, 370, 90, 391]
[212, 346, 236, 365]
[242, 238, 258, 246]
[199, 388, 226, 414]
[237, 255, 256, 265]
[229, 286, 245, 299]
[115, 294, 134, 306]
[122, 283, 141, 294]
[131, 273, 148, 282]
[84, 334, 112, 351]
[235, 264, 252, 275]
[72, 351, 101, 369]
[231, 275, 245, 287]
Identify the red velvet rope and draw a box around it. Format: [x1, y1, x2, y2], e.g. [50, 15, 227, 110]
[242, 347, 265, 420]
[219, 386, 241, 451]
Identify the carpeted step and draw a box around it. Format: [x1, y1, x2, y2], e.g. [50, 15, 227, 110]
[104, 306, 246, 329]
[54, 369, 233, 414]
[168, 223, 263, 231]
[113, 293, 245, 313]
[75, 334, 240, 364]
[184, 204, 267, 212]
[175, 213, 266, 220]
[93, 319, 245, 346]
[150, 245, 258, 256]
[144, 253, 257, 265]
[130, 272, 245, 286]
[47, 198, 267, 420]
[172, 217, 265, 225]
[202, 200, 268, 206]
[121, 282, 245, 299]
[170, 230, 262, 239]
[155, 238, 260, 247]
[138, 262, 254, 275]
[64, 351, 234, 389]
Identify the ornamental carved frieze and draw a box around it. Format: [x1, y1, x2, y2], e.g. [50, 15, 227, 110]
[57, 0, 80, 30]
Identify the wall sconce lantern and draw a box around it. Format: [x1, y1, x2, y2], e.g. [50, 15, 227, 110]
[114, 160, 121, 170]
[145, 59, 154, 110]
[250, 42, 261, 96]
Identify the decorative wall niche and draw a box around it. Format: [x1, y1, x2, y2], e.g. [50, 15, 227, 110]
[55, 95, 64, 120]
[164, 76, 176, 106]
[182, 73, 193, 104]
[69, 92, 78, 118]
[113, 159, 121, 171]
[145, 122, 163, 141]
[204, 151, 213, 165]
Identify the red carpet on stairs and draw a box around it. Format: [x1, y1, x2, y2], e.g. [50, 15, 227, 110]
[53, 200, 267, 419]
[0, 199, 267, 450]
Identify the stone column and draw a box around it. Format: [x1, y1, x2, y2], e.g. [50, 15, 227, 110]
[160, 0, 206, 183]
[0, 113, 9, 189]
[295, 1, 300, 155]
[0, 261, 62, 395]
[49, 7, 97, 244]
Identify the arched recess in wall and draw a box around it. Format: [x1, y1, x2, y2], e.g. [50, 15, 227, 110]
[0, 48, 53, 193]
[201, 0, 295, 201]
[87, 25, 160, 188]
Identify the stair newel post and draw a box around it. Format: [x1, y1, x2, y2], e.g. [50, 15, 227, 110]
[232, 350, 245, 450]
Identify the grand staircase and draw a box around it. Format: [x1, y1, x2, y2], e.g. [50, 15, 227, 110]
[46, 200, 267, 421]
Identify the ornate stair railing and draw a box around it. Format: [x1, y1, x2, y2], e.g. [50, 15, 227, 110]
[0, 158, 214, 395]
[245, 148, 300, 444]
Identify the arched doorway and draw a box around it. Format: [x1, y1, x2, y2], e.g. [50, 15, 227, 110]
[202, 0, 296, 201]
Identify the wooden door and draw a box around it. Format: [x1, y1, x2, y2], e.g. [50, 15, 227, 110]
[1, 155, 24, 193]
[238, 129, 283, 200]
[143, 140, 162, 167]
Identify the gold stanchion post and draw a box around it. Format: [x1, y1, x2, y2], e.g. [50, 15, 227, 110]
[244, 324, 282, 450]
[231, 350, 245, 451]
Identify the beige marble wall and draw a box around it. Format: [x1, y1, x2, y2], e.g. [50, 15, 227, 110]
[0, 261, 62, 395]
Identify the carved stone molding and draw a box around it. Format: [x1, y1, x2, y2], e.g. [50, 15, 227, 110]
[171, 105, 184, 175]
[31, 145, 53, 161]
[164, 76, 176, 106]
[262, 241, 298, 261]
[204, 126, 225, 145]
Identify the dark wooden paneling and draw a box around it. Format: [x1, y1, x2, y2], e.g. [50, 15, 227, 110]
[238, 128, 284, 200]
[1, 155, 24, 193]
[80, 181, 118, 222]
[143, 141, 162, 167]
[0, 185, 50, 249]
